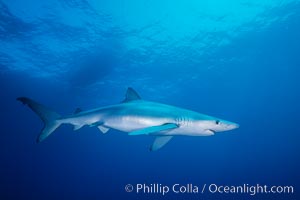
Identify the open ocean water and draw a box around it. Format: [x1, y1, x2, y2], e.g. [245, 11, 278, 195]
[0, 0, 299, 199]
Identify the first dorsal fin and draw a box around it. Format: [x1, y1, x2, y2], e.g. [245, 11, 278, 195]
[122, 87, 141, 103]
[74, 108, 82, 114]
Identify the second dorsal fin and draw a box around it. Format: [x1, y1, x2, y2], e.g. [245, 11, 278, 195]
[74, 108, 82, 114]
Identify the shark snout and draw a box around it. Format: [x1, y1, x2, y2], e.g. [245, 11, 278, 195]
[227, 122, 239, 130]
[209, 120, 239, 133]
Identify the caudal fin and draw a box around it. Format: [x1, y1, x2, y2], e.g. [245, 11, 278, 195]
[17, 97, 61, 142]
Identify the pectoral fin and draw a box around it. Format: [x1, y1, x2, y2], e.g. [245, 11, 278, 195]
[150, 136, 173, 151]
[128, 123, 178, 136]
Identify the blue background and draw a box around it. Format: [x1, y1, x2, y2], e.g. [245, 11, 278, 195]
[0, 0, 299, 199]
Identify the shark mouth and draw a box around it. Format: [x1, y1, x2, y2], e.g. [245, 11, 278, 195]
[208, 129, 216, 134]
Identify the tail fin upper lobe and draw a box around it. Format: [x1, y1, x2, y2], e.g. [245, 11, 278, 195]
[17, 97, 61, 142]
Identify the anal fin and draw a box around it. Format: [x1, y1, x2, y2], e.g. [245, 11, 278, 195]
[73, 124, 84, 131]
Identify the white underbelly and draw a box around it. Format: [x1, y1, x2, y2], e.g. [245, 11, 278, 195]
[103, 115, 212, 136]
[104, 115, 172, 133]
[151, 126, 213, 136]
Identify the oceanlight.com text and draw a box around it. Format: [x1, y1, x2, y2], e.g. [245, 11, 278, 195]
[207, 183, 294, 195]
[124, 183, 294, 196]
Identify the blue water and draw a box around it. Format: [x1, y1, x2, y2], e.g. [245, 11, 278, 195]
[1, 0, 299, 199]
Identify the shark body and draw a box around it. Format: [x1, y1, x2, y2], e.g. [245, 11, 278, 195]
[17, 88, 239, 151]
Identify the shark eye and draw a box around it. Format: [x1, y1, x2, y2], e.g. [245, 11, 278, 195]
[215, 120, 220, 125]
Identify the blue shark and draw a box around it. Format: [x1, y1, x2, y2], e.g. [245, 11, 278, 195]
[17, 88, 239, 151]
